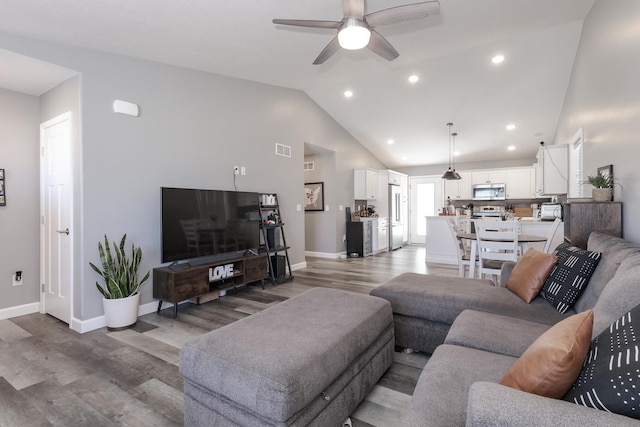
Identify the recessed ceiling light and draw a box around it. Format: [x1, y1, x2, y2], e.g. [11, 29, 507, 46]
[453, 151, 460, 156]
[491, 55, 505, 64]
[387, 139, 395, 145]
[408, 75, 419, 83]
[344, 90, 353, 98]
[506, 123, 516, 131]
[402, 155, 408, 160]
[507, 145, 516, 151]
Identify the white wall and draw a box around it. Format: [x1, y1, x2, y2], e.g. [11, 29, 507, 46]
[0, 33, 385, 321]
[0, 88, 40, 311]
[554, 0, 640, 243]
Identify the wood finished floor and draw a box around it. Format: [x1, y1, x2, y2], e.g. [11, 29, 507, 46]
[0, 245, 457, 427]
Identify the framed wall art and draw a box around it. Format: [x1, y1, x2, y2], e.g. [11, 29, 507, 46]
[597, 164, 613, 180]
[304, 182, 324, 212]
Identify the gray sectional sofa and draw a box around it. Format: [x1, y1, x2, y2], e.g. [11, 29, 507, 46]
[371, 231, 640, 426]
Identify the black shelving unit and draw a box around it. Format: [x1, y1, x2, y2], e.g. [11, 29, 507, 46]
[259, 194, 294, 285]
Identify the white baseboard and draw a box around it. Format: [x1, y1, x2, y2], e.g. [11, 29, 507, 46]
[70, 315, 105, 334]
[291, 261, 307, 271]
[0, 302, 39, 321]
[70, 300, 176, 334]
[304, 251, 343, 259]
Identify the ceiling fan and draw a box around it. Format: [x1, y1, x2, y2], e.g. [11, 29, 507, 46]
[273, 0, 441, 65]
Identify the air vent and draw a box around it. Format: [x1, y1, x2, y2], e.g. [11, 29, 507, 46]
[304, 162, 315, 171]
[275, 143, 291, 158]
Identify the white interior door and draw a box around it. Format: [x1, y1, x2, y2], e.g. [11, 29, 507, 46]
[41, 112, 73, 324]
[409, 176, 443, 244]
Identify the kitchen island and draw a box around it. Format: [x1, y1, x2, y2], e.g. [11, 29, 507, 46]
[425, 216, 563, 265]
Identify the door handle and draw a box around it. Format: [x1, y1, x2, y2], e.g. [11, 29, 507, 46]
[56, 228, 70, 235]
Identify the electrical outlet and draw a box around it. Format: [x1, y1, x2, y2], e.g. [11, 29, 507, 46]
[233, 166, 239, 175]
[12, 271, 22, 286]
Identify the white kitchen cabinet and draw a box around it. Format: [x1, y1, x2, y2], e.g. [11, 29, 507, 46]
[506, 168, 533, 199]
[388, 171, 402, 185]
[444, 172, 472, 200]
[363, 218, 389, 254]
[376, 218, 389, 253]
[535, 145, 568, 195]
[471, 170, 507, 185]
[354, 169, 378, 200]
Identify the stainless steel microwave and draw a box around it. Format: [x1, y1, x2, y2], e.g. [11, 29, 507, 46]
[472, 183, 506, 201]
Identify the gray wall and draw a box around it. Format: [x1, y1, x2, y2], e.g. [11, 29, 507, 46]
[0, 88, 40, 310]
[0, 33, 384, 320]
[304, 152, 337, 254]
[554, 0, 640, 243]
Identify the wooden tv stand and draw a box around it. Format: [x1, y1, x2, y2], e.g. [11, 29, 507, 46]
[153, 253, 268, 318]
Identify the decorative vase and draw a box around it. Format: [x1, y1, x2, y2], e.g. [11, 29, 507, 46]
[102, 292, 140, 331]
[592, 188, 613, 202]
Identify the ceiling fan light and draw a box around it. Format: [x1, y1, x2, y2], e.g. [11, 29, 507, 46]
[338, 19, 371, 50]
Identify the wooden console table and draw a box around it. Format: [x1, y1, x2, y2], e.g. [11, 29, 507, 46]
[153, 253, 268, 318]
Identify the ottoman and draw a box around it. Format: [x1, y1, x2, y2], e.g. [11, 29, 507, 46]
[180, 287, 394, 427]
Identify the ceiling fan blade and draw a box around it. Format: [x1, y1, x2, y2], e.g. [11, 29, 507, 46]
[367, 30, 399, 61]
[273, 19, 342, 29]
[365, 1, 440, 27]
[342, 0, 365, 19]
[313, 36, 341, 65]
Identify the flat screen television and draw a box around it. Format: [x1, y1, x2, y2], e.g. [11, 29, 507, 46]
[161, 187, 261, 263]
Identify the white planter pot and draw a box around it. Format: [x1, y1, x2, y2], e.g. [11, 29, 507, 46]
[103, 292, 140, 331]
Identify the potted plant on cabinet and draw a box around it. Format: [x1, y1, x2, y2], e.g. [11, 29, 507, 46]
[89, 234, 150, 330]
[583, 171, 620, 202]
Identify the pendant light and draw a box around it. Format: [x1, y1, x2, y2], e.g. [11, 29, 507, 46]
[451, 132, 462, 180]
[442, 123, 461, 180]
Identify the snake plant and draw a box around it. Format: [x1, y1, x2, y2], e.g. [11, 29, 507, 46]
[89, 234, 150, 299]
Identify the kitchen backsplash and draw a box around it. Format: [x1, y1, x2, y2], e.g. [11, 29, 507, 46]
[446, 197, 555, 212]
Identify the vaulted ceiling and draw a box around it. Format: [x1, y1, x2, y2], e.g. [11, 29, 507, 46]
[0, 0, 595, 167]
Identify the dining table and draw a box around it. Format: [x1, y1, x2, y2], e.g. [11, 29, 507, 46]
[457, 233, 547, 279]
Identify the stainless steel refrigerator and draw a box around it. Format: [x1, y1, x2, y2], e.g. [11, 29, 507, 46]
[389, 184, 404, 250]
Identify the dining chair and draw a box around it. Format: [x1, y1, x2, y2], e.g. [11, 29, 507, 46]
[542, 218, 562, 253]
[475, 220, 519, 283]
[446, 219, 474, 278]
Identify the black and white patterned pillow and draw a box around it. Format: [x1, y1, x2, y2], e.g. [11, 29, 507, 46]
[540, 243, 601, 313]
[563, 303, 640, 419]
